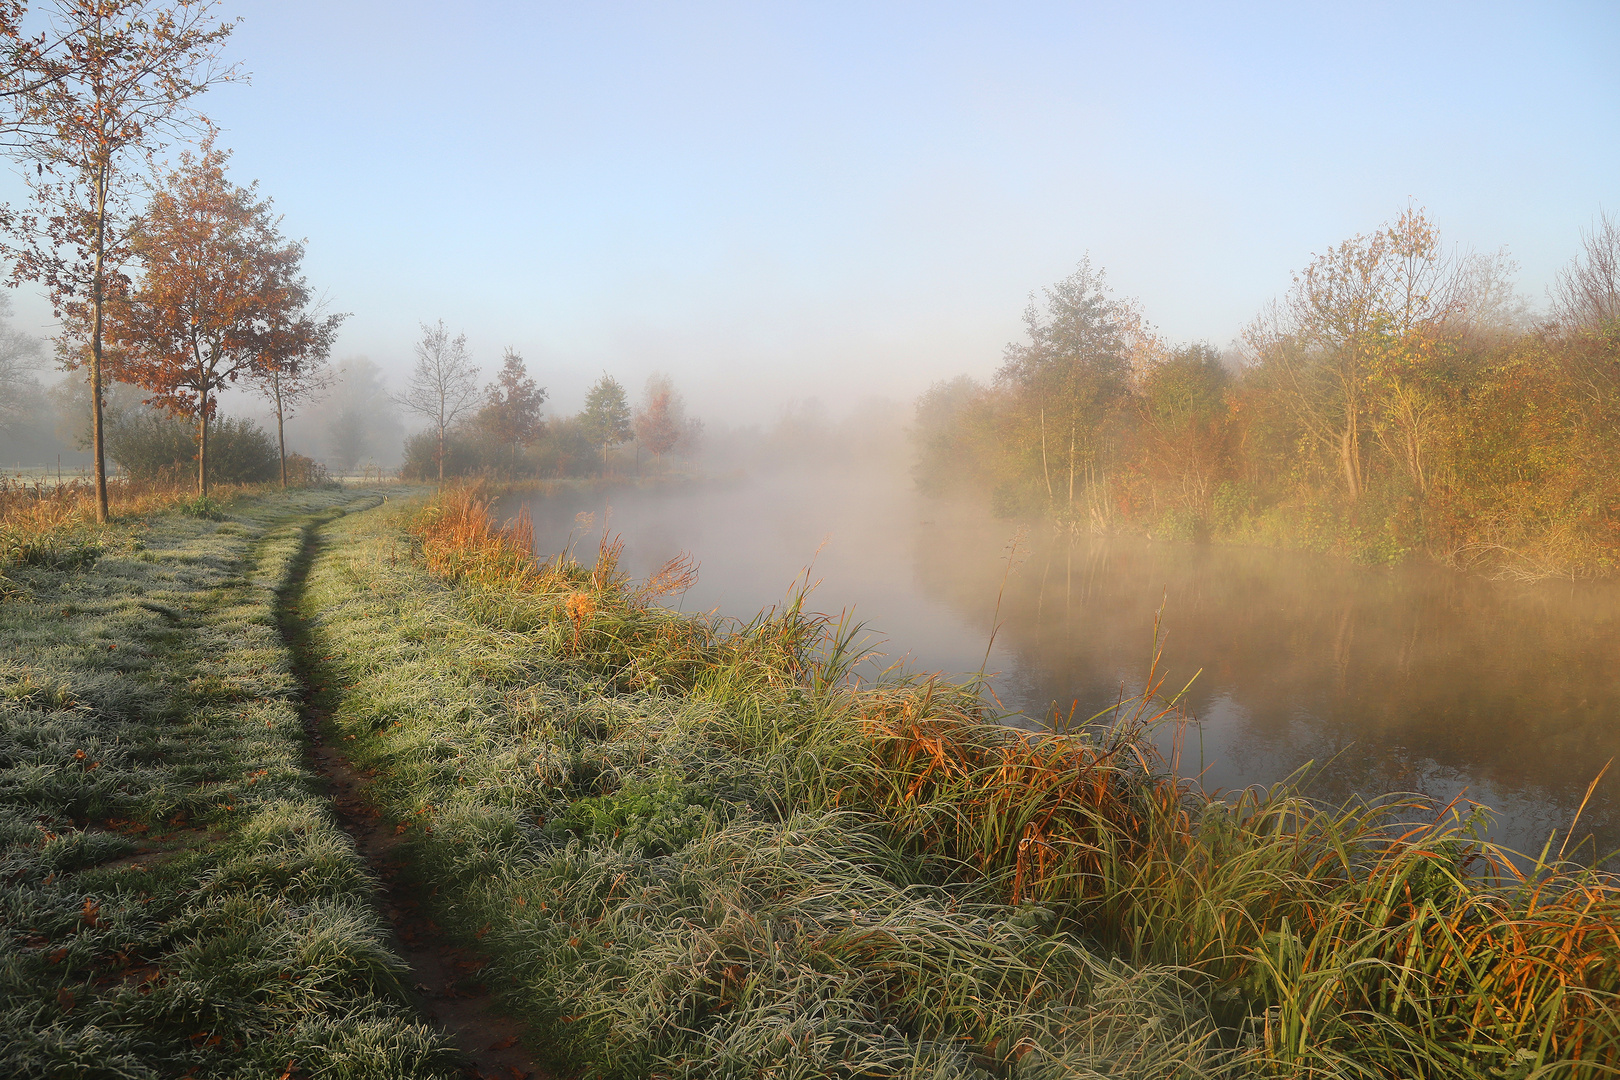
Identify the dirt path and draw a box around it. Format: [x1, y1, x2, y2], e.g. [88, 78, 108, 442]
[277, 516, 551, 1080]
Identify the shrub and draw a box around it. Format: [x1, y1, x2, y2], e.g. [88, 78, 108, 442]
[107, 410, 279, 484]
[399, 429, 504, 480]
[283, 452, 333, 488]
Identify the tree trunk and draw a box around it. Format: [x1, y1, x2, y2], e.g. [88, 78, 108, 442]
[437, 422, 445, 484]
[1340, 420, 1361, 502]
[1067, 421, 1076, 508]
[89, 164, 110, 523]
[197, 395, 209, 496]
[274, 374, 287, 488]
[1039, 408, 1053, 500]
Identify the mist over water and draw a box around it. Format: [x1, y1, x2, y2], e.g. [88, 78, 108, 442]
[504, 468, 1620, 866]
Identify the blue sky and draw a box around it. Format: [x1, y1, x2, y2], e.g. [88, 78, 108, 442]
[6, 0, 1618, 421]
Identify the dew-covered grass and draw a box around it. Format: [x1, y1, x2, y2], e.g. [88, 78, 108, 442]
[0, 487, 459, 1080]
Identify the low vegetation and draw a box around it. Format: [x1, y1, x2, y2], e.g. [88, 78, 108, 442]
[104, 411, 282, 486]
[298, 484, 1620, 1078]
[0, 472, 325, 598]
[0, 487, 459, 1079]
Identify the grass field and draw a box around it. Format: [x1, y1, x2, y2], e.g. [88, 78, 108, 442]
[0, 486, 461, 1080]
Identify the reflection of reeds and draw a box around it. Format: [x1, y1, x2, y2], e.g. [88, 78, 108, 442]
[404, 481, 1620, 1075]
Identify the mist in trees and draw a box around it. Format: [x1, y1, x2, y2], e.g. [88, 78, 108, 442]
[475, 348, 546, 467]
[395, 320, 480, 483]
[580, 374, 632, 468]
[0, 292, 43, 428]
[390, 354, 708, 481]
[914, 208, 1620, 577]
[285, 357, 403, 474]
[634, 373, 702, 467]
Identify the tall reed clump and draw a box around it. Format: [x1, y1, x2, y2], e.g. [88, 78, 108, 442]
[847, 682, 1620, 1074]
[406, 482, 814, 695]
[388, 483, 1620, 1077]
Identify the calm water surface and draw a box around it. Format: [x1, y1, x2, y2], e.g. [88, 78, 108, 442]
[503, 468, 1620, 864]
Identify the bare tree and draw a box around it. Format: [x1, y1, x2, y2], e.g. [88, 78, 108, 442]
[258, 352, 334, 487]
[395, 320, 479, 483]
[1552, 211, 1620, 332]
[0, 291, 42, 427]
[0, 0, 238, 520]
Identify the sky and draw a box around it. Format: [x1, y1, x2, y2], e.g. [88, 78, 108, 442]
[3, 0, 1618, 424]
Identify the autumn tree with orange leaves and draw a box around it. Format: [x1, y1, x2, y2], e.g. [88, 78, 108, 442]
[110, 137, 344, 495]
[0, 0, 237, 521]
[634, 372, 689, 464]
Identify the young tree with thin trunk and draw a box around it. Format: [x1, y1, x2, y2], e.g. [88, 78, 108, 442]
[108, 137, 335, 495]
[396, 320, 479, 483]
[256, 312, 342, 487]
[580, 374, 632, 471]
[0, 0, 236, 520]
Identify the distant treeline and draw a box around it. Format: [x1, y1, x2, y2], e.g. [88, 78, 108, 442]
[400, 352, 702, 481]
[915, 210, 1620, 577]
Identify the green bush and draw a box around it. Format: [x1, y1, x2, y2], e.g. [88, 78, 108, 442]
[107, 411, 279, 484]
[398, 429, 501, 480]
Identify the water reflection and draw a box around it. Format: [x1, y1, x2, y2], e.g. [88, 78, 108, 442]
[503, 469, 1620, 865]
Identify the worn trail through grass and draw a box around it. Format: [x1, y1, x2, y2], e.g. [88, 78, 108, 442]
[275, 513, 548, 1080]
[0, 487, 470, 1079]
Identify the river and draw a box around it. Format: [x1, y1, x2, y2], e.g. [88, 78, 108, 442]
[501, 466, 1620, 865]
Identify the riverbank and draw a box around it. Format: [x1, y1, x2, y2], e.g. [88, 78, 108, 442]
[296, 484, 1619, 1077]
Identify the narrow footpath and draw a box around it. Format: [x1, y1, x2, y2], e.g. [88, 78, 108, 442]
[276, 511, 550, 1080]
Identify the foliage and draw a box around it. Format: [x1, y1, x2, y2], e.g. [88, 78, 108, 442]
[0, 0, 239, 521]
[106, 409, 277, 485]
[579, 373, 632, 467]
[915, 210, 1620, 577]
[282, 450, 330, 487]
[476, 346, 546, 455]
[110, 135, 342, 497]
[633, 372, 692, 461]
